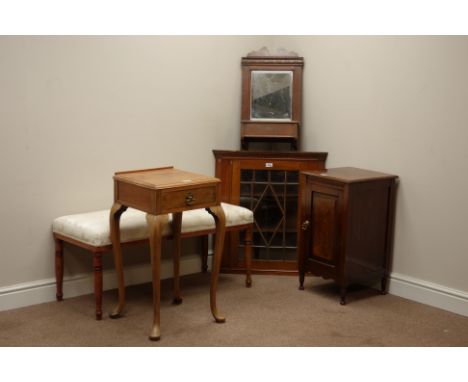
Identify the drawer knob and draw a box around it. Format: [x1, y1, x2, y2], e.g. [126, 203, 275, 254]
[301, 220, 310, 231]
[185, 192, 195, 206]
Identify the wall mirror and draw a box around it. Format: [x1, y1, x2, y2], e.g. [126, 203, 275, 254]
[241, 48, 304, 150]
[251, 71, 293, 120]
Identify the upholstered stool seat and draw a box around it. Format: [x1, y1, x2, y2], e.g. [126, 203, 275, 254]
[52, 203, 254, 319]
[53, 202, 253, 247]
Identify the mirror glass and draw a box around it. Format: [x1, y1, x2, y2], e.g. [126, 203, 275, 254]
[251, 70, 293, 120]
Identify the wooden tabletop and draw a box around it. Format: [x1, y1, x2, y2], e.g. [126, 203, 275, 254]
[302, 167, 398, 183]
[114, 166, 220, 190]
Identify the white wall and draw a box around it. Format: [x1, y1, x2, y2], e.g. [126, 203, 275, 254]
[273, 36, 468, 292]
[1, 36, 467, 312]
[0, 36, 266, 287]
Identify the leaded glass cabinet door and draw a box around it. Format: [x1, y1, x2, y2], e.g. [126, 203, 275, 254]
[213, 150, 328, 275]
[239, 169, 299, 265]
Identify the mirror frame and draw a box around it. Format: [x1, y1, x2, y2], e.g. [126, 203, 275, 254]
[241, 54, 304, 150]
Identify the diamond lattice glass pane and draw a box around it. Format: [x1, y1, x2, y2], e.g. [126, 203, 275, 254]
[237, 168, 300, 264]
[287, 171, 299, 183]
[269, 248, 285, 261]
[287, 184, 298, 196]
[283, 248, 296, 261]
[255, 170, 268, 182]
[241, 169, 253, 182]
[240, 196, 257, 210]
[252, 232, 262, 247]
[271, 170, 286, 183]
[285, 232, 297, 247]
[271, 234, 283, 247]
[272, 184, 285, 207]
[253, 184, 284, 247]
[285, 199, 298, 231]
[240, 183, 251, 195]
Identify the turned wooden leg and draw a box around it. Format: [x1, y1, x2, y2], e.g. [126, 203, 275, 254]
[381, 275, 388, 295]
[298, 249, 305, 290]
[244, 225, 253, 288]
[299, 273, 305, 290]
[54, 237, 64, 301]
[93, 252, 103, 320]
[172, 212, 183, 305]
[340, 286, 347, 305]
[201, 235, 208, 273]
[109, 203, 128, 319]
[206, 205, 226, 323]
[146, 213, 167, 341]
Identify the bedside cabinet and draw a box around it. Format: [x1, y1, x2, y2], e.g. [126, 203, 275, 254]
[297, 167, 398, 304]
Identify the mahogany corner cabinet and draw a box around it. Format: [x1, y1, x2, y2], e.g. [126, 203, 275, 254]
[213, 150, 327, 275]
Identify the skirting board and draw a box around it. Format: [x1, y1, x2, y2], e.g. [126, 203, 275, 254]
[389, 272, 468, 317]
[1, 264, 467, 317]
[0, 253, 211, 313]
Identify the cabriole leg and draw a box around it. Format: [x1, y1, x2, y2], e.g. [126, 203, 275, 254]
[206, 205, 226, 323]
[109, 203, 127, 319]
[147, 214, 167, 341]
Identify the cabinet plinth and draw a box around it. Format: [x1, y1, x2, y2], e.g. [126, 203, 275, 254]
[297, 167, 398, 304]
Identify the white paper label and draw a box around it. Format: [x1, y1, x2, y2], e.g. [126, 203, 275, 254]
[265, 162, 273, 168]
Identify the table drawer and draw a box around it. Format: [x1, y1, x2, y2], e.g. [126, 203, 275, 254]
[160, 186, 217, 213]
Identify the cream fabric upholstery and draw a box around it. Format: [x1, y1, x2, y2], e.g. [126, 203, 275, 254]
[52, 203, 253, 247]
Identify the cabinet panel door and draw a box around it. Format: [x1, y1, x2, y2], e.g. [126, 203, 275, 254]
[310, 189, 342, 266]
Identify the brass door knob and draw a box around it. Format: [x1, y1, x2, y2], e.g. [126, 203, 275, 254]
[185, 192, 195, 206]
[301, 220, 310, 231]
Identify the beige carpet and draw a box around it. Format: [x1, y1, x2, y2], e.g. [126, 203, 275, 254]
[1, 273, 467, 346]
